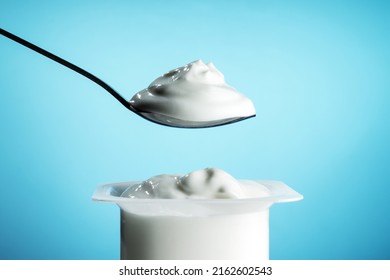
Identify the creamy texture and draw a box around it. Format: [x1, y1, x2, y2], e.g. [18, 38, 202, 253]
[129, 60, 256, 123]
[120, 168, 268, 199]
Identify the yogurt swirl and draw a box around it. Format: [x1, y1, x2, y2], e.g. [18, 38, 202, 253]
[120, 168, 268, 199]
[129, 60, 256, 123]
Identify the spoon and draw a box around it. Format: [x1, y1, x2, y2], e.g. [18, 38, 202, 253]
[0, 28, 255, 128]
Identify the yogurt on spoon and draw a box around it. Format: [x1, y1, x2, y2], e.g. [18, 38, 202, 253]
[129, 60, 256, 127]
[1, 29, 255, 128]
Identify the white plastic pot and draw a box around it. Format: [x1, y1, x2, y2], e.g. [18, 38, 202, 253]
[93, 180, 303, 260]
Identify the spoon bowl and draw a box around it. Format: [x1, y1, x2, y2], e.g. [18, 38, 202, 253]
[135, 112, 254, 128]
[0, 28, 255, 128]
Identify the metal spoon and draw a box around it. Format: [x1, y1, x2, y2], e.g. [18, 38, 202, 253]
[0, 28, 255, 128]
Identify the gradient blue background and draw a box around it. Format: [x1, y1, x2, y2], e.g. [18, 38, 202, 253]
[1, 0, 389, 260]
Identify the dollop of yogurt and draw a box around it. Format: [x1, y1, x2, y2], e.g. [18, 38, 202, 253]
[120, 168, 268, 199]
[129, 60, 256, 123]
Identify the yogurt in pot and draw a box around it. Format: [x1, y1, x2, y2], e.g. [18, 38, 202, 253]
[93, 168, 303, 260]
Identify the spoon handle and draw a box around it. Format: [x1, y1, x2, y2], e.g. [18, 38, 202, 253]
[0, 28, 130, 109]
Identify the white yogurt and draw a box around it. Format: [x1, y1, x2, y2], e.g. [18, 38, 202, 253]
[118, 168, 271, 259]
[129, 60, 256, 123]
[120, 168, 268, 199]
[93, 170, 303, 260]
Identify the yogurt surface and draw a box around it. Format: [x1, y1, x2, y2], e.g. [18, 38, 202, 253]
[129, 60, 256, 123]
[120, 168, 269, 199]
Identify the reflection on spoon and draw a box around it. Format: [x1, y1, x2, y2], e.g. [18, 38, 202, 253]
[0, 28, 256, 128]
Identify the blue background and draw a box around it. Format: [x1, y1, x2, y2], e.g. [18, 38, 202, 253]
[1, 0, 389, 260]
